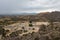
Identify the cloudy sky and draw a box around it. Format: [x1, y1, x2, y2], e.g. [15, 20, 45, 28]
[0, 0, 60, 14]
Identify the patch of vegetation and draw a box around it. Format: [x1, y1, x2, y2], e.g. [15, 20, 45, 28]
[29, 24, 33, 27]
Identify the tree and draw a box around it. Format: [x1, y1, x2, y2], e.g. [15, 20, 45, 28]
[29, 24, 33, 27]
[29, 20, 32, 23]
[29, 20, 33, 27]
[32, 28, 35, 30]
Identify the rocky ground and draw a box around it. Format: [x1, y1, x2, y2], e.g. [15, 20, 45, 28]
[1, 22, 60, 40]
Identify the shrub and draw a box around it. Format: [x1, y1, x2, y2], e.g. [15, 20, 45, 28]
[29, 24, 33, 27]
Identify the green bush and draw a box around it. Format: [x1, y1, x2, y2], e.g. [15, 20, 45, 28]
[29, 24, 33, 27]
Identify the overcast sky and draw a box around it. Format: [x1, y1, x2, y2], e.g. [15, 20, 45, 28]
[0, 0, 60, 14]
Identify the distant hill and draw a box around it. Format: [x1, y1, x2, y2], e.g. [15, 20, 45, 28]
[0, 11, 60, 22]
[36, 11, 60, 22]
[17, 11, 60, 22]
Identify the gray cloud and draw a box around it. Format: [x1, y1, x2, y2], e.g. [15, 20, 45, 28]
[0, 0, 60, 14]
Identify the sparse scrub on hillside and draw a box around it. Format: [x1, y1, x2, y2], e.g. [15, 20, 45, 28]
[1, 22, 60, 40]
[1, 11, 60, 40]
